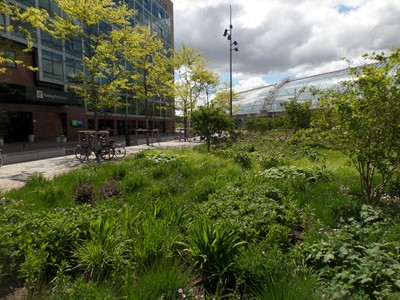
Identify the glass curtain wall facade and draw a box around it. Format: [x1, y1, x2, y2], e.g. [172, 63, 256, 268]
[0, 0, 174, 142]
[235, 63, 399, 118]
[235, 68, 352, 118]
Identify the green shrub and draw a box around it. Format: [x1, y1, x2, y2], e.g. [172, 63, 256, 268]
[302, 205, 400, 299]
[233, 151, 252, 168]
[197, 182, 305, 243]
[252, 152, 288, 169]
[385, 171, 400, 197]
[259, 165, 331, 192]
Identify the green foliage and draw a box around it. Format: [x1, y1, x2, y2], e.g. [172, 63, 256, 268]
[126, 258, 191, 300]
[302, 205, 400, 299]
[302, 49, 400, 205]
[252, 152, 288, 169]
[191, 106, 234, 151]
[74, 216, 127, 281]
[179, 218, 245, 293]
[122, 173, 148, 194]
[0, 200, 96, 291]
[282, 99, 313, 131]
[197, 180, 306, 243]
[242, 117, 276, 133]
[25, 172, 48, 187]
[145, 152, 186, 165]
[385, 171, 400, 197]
[233, 151, 252, 168]
[2, 137, 400, 299]
[259, 165, 331, 192]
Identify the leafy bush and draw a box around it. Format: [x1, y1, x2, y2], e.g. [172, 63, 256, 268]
[259, 165, 331, 192]
[0, 202, 96, 291]
[145, 153, 186, 165]
[385, 171, 400, 197]
[302, 205, 400, 299]
[25, 172, 48, 187]
[251, 152, 288, 169]
[111, 164, 127, 180]
[196, 181, 306, 244]
[233, 151, 252, 168]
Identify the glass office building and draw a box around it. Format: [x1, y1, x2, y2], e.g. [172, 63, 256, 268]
[0, 0, 174, 142]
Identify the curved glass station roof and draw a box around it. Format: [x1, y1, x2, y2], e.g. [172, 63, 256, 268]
[234, 67, 353, 117]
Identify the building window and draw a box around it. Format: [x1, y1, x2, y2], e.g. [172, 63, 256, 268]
[5, 51, 16, 68]
[66, 58, 83, 83]
[20, 0, 35, 7]
[9, 7, 37, 41]
[41, 30, 62, 51]
[42, 50, 64, 81]
[135, 4, 143, 22]
[65, 35, 82, 57]
[39, 0, 61, 17]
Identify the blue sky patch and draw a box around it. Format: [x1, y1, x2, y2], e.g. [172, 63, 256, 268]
[336, 4, 357, 14]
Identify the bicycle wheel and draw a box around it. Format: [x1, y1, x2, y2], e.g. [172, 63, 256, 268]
[78, 146, 91, 162]
[114, 145, 126, 158]
[99, 146, 114, 160]
[74, 145, 83, 160]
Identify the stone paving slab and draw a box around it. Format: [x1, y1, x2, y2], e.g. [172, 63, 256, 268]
[0, 140, 200, 192]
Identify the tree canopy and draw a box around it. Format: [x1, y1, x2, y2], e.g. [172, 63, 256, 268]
[174, 45, 218, 134]
[191, 105, 234, 151]
[300, 48, 400, 205]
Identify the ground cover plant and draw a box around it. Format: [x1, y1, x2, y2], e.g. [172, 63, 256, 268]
[1, 131, 400, 299]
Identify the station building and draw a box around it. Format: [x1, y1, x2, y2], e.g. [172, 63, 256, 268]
[234, 63, 399, 119]
[0, 0, 174, 143]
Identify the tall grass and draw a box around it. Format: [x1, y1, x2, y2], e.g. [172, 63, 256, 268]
[2, 137, 398, 299]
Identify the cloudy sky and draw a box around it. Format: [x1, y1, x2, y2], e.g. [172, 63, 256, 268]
[172, 0, 400, 92]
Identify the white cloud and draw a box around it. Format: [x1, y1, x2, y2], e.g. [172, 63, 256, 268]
[234, 75, 270, 92]
[172, 0, 400, 88]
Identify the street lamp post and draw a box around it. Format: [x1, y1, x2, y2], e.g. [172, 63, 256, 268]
[223, 5, 238, 116]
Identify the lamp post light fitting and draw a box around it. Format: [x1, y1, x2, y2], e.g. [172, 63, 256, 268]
[223, 5, 238, 116]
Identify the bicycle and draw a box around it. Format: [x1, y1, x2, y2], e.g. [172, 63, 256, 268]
[109, 140, 126, 158]
[76, 135, 114, 162]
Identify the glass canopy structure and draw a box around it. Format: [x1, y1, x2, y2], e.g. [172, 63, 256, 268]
[234, 67, 353, 118]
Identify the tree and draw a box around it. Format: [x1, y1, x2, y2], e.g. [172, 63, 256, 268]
[212, 82, 242, 112]
[174, 45, 214, 136]
[0, 3, 48, 74]
[191, 106, 234, 152]
[49, 0, 134, 131]
[196, 68, 220, 106]
[303, 48, 400, 205]
[282, 99, 312, 132]
[122, 25, 174, 145]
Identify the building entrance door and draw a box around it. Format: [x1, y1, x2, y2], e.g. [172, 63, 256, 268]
[6, 111, 32, 142]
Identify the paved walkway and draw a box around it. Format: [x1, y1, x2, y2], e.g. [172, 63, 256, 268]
[0, 139, 200, 192]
